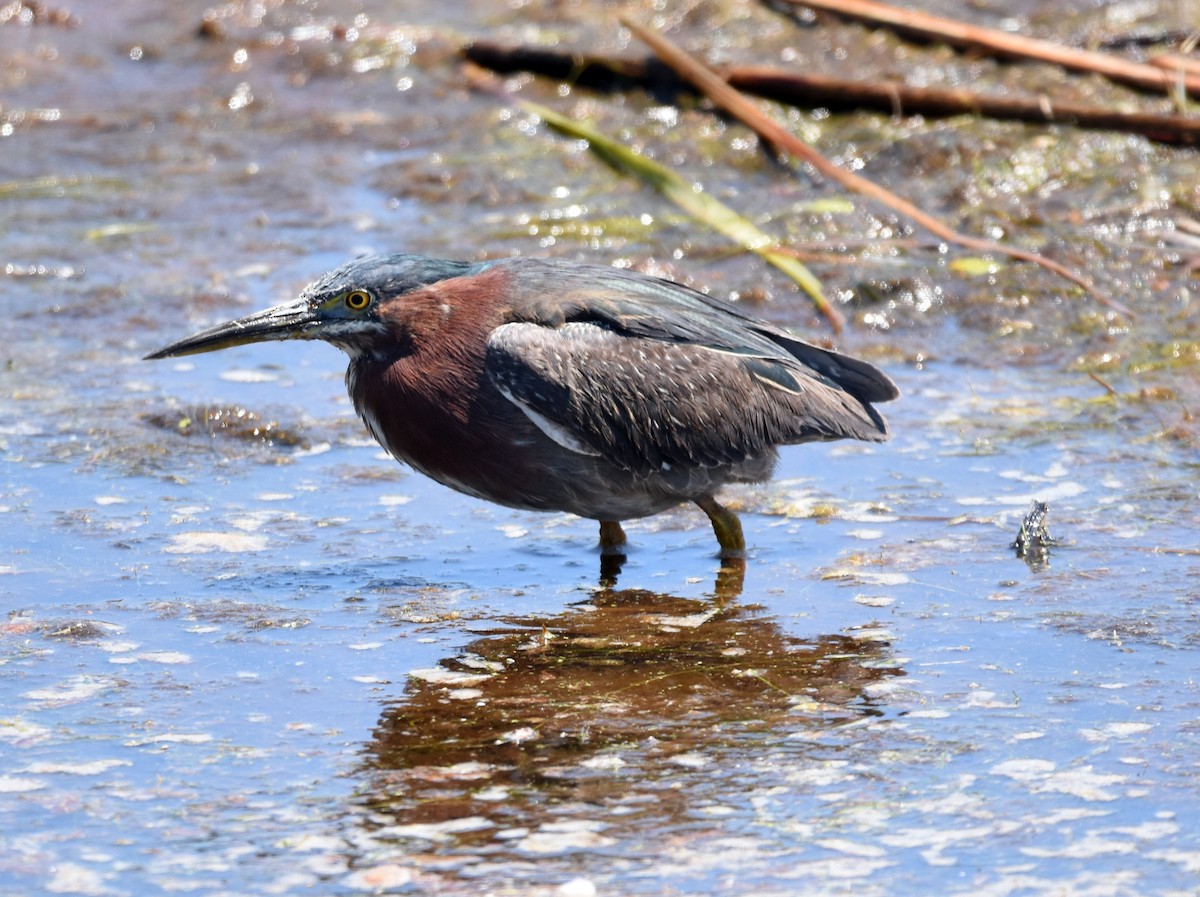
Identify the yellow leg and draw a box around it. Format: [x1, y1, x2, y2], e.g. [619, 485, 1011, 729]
[599, 520, 627, 555]
[695, 495, 746, 559]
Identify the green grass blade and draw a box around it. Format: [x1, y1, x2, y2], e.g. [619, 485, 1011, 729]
[520, 99, 842, 329]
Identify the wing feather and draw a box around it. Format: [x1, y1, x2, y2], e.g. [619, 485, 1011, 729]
[486, 320, 887, 475]
[500, 259, 899, 404]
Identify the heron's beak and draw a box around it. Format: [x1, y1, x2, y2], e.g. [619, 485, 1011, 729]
[143, 297, 317, 359]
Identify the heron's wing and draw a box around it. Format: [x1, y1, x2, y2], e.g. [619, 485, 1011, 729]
[509, 260, 900, 405]
[485, 320, 887, 474]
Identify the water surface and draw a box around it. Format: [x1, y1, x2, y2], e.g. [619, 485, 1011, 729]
[2, 1, 1199, 894]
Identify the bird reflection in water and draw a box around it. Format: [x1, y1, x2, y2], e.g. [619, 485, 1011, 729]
[354, 581, 904, 853]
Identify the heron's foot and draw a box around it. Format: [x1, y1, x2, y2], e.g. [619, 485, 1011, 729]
[696, 495, 746, 560]
[598, 520, 628, 556]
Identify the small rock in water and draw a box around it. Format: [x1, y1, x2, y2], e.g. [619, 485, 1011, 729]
[1012, 500, 1056, 570]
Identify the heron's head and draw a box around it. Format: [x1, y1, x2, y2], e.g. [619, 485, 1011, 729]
[144, 254, 483, 361]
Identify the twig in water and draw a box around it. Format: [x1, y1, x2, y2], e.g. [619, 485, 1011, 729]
[1087, 371, 1118, 396]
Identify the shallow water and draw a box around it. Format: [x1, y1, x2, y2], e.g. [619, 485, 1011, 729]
[3, 1, 1199, 895]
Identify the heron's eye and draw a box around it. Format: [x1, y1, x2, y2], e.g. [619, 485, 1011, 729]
[344, 290, 372, 311]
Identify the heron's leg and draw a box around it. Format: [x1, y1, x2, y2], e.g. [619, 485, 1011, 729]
[696, 495, 746, 559]
[598, 520, 627, 555]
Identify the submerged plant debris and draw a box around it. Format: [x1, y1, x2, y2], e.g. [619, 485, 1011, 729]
[143, 405, 310, 449]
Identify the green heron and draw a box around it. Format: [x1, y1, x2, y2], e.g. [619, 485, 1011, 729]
[146, 255, 898, 557]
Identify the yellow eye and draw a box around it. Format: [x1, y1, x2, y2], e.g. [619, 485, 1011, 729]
[344, 289, 372, 311]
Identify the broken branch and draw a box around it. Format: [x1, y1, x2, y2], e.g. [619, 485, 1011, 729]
[464, 42, 1200, 146]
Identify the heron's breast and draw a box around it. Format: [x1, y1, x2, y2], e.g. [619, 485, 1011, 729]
[348, 353, 540, 489]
